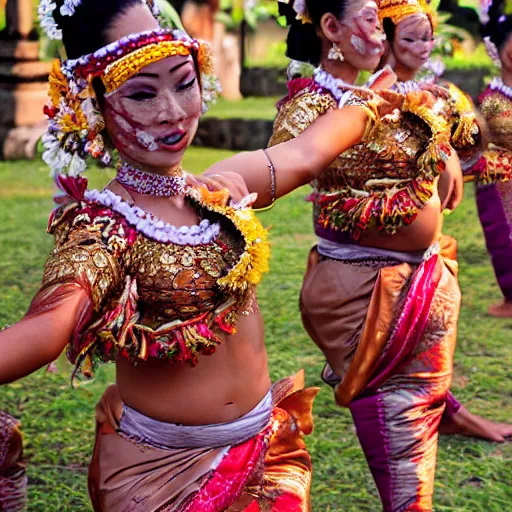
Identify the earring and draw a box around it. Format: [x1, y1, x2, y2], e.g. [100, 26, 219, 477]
[328, 43, 345, 62]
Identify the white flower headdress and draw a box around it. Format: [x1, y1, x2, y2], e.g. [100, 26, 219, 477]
[40, 25, 220, 177]
[278, 0, 312, 24]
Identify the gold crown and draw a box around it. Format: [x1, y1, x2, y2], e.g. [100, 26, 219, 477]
[378, 0, 436, 27]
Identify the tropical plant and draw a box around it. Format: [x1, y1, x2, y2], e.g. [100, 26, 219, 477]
[216, 0, 279, 31]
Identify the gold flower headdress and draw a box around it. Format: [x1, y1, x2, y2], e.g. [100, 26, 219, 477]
[378, 0, 437, 27]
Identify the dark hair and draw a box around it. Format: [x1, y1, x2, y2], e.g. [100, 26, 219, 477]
[382, 18, 396, 42]
[279, 0, 348, 65]
[482, 0, 512, 51]
[53, 0, 144, 59]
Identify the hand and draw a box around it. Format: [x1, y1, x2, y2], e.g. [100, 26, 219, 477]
[375, 90, 404, 117]
[421, 83, 451, 101]
[405, 90, 437, 109]
[189, 171, 250, 203]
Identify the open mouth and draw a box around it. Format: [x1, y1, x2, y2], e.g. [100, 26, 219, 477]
[159, 132, 186, 146]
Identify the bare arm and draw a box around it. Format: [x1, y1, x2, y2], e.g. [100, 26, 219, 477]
[0, 288, 87, 384]
[438, 147, 464, 212]
[206, 106, 370, 208]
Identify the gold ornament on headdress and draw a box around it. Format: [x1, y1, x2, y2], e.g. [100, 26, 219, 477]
[378, 0, 437, 28]
[506, 0, 512, 15]
[103, 41, 195, 93]
[278, 0, 313, 25]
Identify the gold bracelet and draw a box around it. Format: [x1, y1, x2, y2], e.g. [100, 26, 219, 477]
[255, 149, 277, 212]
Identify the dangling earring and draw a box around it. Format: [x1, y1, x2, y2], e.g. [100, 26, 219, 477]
[328, 43, 345, 62]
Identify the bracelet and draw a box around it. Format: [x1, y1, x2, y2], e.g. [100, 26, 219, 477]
[255, 149, 277, 212]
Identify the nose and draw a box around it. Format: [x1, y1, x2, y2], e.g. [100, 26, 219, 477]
[414, 41, 432, 59]
[155, 89, 187, 125]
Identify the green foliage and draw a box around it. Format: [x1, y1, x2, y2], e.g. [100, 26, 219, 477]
[0, 153, 511, 510]
[444, 44, 496, 71]
[204, 96, 281, 119]
[217, 0, 279, 30]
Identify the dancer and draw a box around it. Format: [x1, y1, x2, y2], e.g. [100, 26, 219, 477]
[0, 0, 415, 509]
[379, 0, 482, 171]
[475, 0, 512, 318]
[378, 0, 512, 443]
[207, 0, 471, 510]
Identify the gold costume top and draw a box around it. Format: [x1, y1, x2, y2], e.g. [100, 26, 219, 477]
[269, 74, 451, 241]
[392, 79, 483, 172]
[33, 176, 269, 379]
[474, 79, 512, 184]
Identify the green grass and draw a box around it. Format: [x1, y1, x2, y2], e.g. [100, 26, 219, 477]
[1, 151, 512, 511]
[204, 96, 281, 120]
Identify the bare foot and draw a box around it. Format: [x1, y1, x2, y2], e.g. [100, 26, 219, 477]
[488, 300, 512, 318]
[440, 406, 512, 442]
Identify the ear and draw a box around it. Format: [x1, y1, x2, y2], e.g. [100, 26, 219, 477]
[320, 12, 344, 44]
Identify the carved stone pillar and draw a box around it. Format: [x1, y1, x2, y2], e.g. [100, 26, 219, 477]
[0, 0, 51, 160]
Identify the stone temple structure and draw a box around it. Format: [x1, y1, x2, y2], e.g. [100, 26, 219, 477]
[0, 0, 51, 159]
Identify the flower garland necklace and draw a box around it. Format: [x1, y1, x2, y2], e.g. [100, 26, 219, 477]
[116, 161, 189, 197]
[313, 68, 354, 106]
[489, 77, 512, 101]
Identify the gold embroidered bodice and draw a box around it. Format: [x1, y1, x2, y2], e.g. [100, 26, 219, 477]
[129, 229, 243, 326]
[269, 79, 450, 240]
[37, 178, 269, 377]
[480, 89, 512, 152]
[472, 85, 512, 185]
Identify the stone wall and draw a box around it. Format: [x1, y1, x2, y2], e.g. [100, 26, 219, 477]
[241, 66, 490, 100]
[193, 118, 274, 151]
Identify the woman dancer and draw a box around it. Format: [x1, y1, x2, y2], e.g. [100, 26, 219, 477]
[0, 0, 412, 509]
[207, 0, 471, 510]
[378, 0, 512, 442]
[475, 0, 512, 318]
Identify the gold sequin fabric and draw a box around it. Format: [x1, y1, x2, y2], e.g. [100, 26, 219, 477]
[0, 412, 26, 512]
[270, 79, 450, 239]
[36, 184, 269, 377]
[481, 90, 512, 152]
[473, 89, 512, 184]
[43, 206, 124, 311]
[129, 228, 243, 326]
[442, 82, 482, 164]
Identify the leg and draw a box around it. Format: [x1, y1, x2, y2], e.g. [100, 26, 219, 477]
[349, 260, 460, 511]
[440, 392, 512, 442]
[476, 182, 512, 317]
[350, 386, 445, 512]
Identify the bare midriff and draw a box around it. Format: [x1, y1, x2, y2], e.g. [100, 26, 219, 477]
[116, 310, 271, 426]
[357, 187, 443, 253]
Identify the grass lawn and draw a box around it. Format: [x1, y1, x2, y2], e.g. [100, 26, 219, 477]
[204, 96, 281, 121]
[0, 150, 511, 511]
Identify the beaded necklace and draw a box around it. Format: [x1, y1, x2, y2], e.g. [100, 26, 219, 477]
[116, 161, 189, 197]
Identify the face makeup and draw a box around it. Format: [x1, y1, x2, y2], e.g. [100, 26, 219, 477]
[338, 0, 386, 71]
[393, 14, 435, 74]
[102, 55, 202, 173]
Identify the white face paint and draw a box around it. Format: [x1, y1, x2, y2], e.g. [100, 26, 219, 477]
[336, 0, 385, 71]
[136, 129, 159, 151]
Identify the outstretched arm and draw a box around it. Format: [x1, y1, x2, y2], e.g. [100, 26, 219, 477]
[205, 105, 371, 208]
[0, 287, 87, 385]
